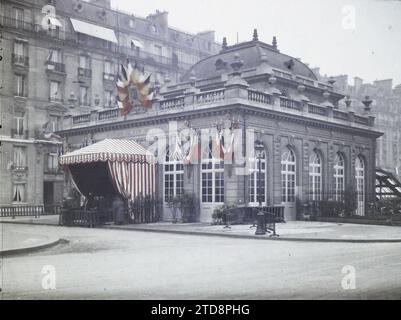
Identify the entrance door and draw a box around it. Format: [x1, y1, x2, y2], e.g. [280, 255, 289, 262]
[281, 148, 297, 221]
[200, 162, 225, 222]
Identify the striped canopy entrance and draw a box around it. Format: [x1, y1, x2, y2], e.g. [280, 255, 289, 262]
[60, 139, 155, 202]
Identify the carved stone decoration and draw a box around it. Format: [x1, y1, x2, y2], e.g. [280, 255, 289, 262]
[288, 135, 295, 148]
[73, 0, 84, 13]
[314, 139, 322, 150]
[215, 58, 227, 71]
[97, 9, 107, 21]
[284, 59, 295, 71]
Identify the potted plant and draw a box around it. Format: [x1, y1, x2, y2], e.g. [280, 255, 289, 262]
[212, 205, 225, 225]
[167, 193, 195, 223]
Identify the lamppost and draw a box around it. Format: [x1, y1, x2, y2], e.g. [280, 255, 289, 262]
[254, 140, 266, 236]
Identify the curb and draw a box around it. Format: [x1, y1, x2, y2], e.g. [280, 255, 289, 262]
[0, 239, 66, 257]
[102, 226, 401, 244]
[0, 221, 59, 227]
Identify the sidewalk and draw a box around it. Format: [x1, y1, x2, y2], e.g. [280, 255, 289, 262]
[0, 215, 60, 226]
[2, 215, 401, 243]
[0, 223, 62, 256]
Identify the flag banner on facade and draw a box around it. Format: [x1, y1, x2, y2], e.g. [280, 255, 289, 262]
[222, 131, 235, 163]
[116, 62, 155, 116]
[212, 130, 235, 160]
[183, 131, 200, 165]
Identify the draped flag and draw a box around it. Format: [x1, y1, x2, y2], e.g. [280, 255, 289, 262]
[183, 131, 200, 165]
[172, 133, 184, 161]
[212, 131, 225, 160]
[222, 132, 235, 163]
[116, 61, 155, 116]
[211, 131, 235, 162]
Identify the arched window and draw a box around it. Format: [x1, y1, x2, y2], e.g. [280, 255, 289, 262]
[309, 151, 322, 201]
[334, 153, 345, 201]
[355, 156, 366, 216]
[281, 148, 296, 203]
[249, 150, 267, 206]
[164, 146, 184, 203]
[201, 137, 224, 203]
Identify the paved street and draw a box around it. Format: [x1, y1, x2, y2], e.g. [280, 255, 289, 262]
[1, 224, 401, 300]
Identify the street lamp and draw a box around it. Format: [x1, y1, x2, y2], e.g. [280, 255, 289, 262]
[254, 140, 266, 236]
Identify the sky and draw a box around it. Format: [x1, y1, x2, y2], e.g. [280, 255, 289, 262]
[111, 0, 401, 86]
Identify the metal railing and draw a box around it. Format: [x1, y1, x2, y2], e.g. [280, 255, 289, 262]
[45, 61, 66, 73]
[78, 67, 92, 78]
[60, 209, 115, 227]
[0, 205, 44, 218]
[12, 54, 29, 66]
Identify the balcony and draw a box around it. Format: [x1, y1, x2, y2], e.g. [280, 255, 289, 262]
[11, 129, 28, 139]
[78, 68, 92, 78]
[45, 61, 66, 73]
[12, 54, 29, 67]
[11, 165, 28, 172]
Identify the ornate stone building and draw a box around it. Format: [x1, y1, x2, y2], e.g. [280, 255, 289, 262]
[0, 0, 219, 209]
[59, 34, 382, 222]
[317, 74, 401, 180]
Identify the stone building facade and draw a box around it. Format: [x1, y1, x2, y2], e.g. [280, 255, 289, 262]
[317, 74, 401, 180]
[0, 0, 219, 209]
[59, 36, 382, 222]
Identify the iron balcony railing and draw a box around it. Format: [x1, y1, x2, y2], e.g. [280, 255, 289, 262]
[78, 67, 92, 78]
[46, 61, 66, 73]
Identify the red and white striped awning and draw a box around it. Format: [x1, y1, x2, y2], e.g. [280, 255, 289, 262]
[60, 139, 154, 166]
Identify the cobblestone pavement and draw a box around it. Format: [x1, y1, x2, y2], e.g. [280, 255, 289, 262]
[1, 224, 401, 300]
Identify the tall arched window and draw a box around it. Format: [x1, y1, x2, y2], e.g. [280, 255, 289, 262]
[201, 137, 224, 203]
[355, 156, 366, 216]
[249, 150, 267, 206]
[281, 148, 296, 203]
[334, 153, 345, 201]
[164, 146, 184, 203]
[309, 151, 322, 201]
